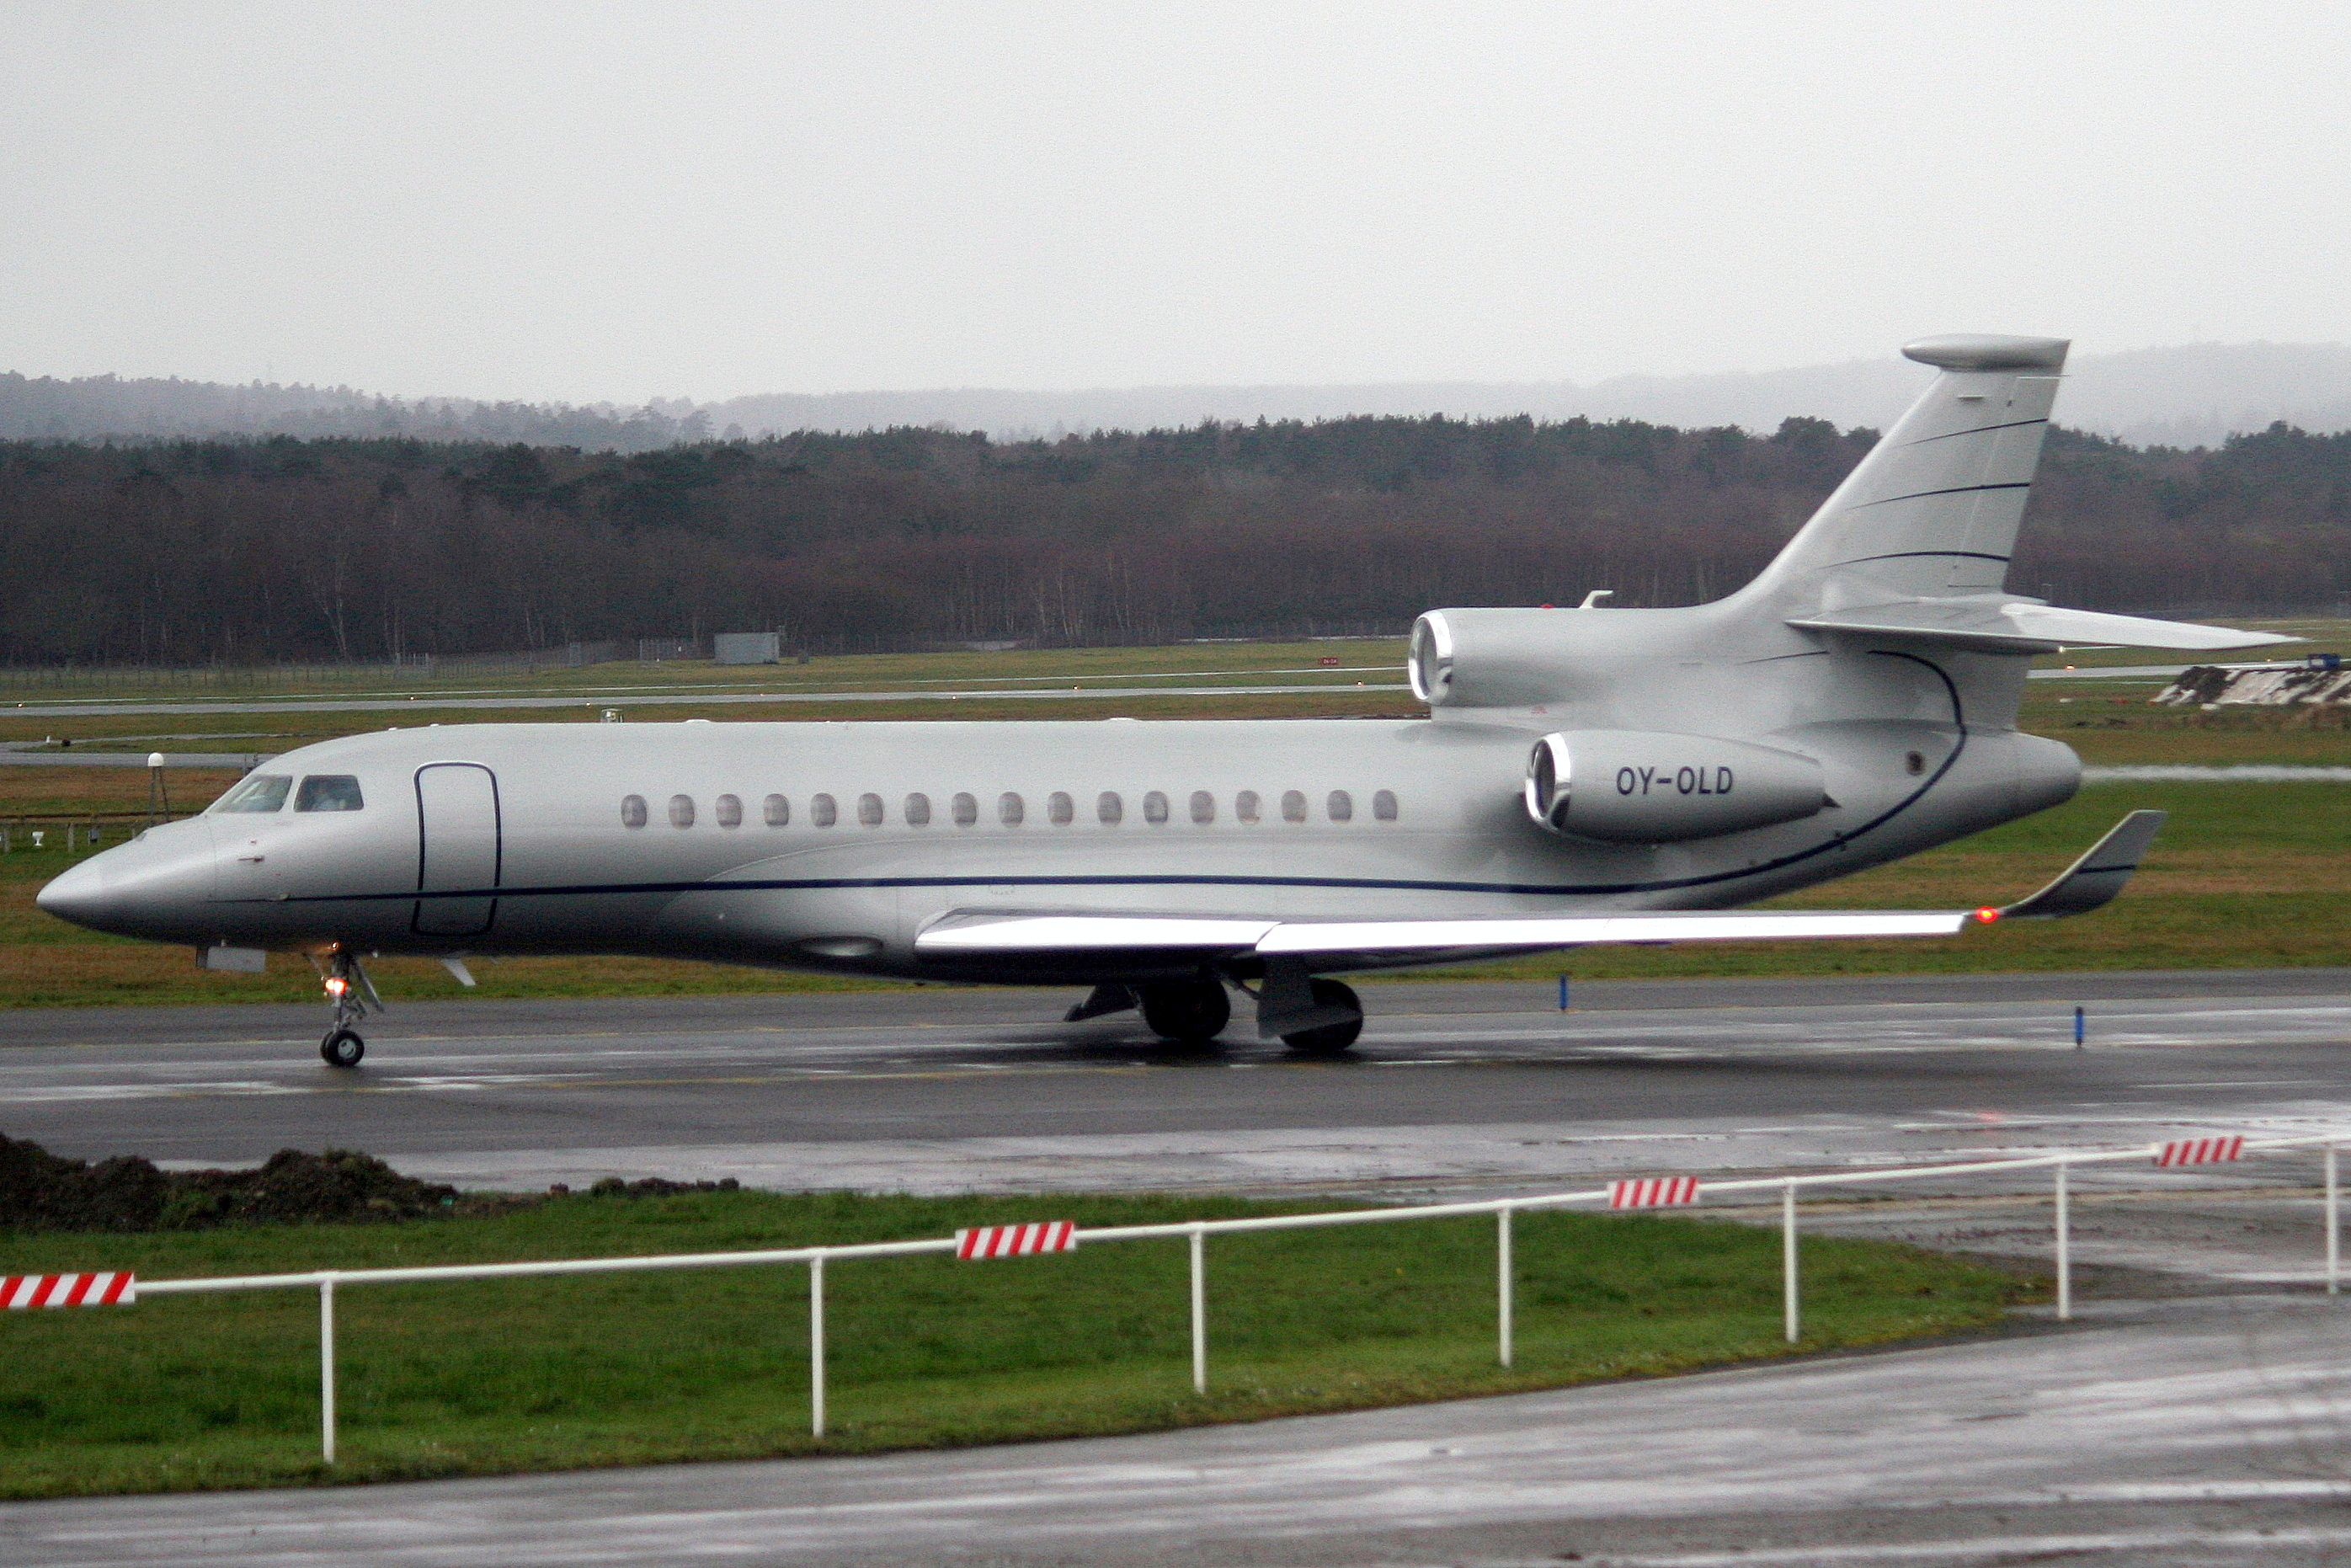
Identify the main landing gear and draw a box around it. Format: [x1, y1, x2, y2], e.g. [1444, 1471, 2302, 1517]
[1277, 979, 1363, 1056]
[1137, 978, 1231, 1045]
[312, 950, 381, 1068]
[1064, 972, 1363, 1054]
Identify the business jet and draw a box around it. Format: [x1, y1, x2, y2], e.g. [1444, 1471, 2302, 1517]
[39, 335, 2289, 1066]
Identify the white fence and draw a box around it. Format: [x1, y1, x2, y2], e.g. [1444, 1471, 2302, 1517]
[50, 1128, 2350, 1464]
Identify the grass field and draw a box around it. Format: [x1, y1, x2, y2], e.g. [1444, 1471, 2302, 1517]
[0, 1188, 2027, 1498]
[3, 626, 2341, 758]
[2, 630, 2343, 1008]
[0, 636, 1410, 701]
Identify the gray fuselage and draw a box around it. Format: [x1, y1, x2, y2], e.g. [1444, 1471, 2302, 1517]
[45, 631, 2080, 985]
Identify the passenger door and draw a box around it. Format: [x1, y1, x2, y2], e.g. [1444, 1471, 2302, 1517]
[413, 764, 501, 936]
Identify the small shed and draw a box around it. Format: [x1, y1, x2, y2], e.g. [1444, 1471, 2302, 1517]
[713, 632, 782, 665]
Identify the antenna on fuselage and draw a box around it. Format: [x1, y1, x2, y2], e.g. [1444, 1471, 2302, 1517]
[1577, 589, 1614, 610]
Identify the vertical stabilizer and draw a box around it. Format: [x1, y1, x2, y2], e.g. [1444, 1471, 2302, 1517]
[1746, 334, 2069, 605]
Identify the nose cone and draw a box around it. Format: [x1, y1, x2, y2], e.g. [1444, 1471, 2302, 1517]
[36, 823, 216, 941]
[35, 857, 114, 930]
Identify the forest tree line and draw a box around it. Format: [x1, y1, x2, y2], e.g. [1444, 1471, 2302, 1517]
[1, 414, 2346, 665]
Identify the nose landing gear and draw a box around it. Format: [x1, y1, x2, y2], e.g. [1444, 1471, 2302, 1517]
[312, 950, 381, 1068]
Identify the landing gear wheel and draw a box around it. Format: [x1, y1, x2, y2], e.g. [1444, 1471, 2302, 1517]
[314, 950, 380, 1067]
[1138, 979, 1231, 1044]
[1282, 979, 1363, 1055]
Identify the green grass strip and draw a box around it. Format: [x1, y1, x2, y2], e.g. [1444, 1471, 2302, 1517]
[0, 1189, 2029, 1497]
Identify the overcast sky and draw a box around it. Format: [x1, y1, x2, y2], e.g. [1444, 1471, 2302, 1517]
[3, 2, 2347, 402]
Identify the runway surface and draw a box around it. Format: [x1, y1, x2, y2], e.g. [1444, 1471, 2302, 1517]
[8, 969, 2351, 1565]
[5, 970, 2348, 1209]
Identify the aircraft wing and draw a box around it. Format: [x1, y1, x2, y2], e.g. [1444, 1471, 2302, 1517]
[1997, 807, 2167, 919]
[918, 908, 1971, 963]
[915, 811, 2167, 963]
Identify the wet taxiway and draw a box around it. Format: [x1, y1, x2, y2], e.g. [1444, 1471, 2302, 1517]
[3, 971, 2346, 1203]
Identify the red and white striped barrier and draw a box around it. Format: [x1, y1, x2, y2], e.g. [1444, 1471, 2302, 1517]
[2156, 1134, 2245, 1167]
[955, 1221, 1076, 1260]
[3, 1272, 135, 1309]
[1608, 1176, 1701, 1210]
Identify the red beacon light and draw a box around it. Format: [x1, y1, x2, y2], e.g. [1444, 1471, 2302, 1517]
[1971, 906, 2002, 925]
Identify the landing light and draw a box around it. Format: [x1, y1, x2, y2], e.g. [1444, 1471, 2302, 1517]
[324, 976, 349, 997]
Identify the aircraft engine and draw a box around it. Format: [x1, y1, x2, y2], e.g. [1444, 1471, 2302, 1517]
[1409, 607, 1655, 707]
[1409, 610, 1573, 707]
[1523, 730, 1829, 844]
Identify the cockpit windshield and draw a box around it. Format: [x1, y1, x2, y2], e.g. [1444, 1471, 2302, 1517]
[296, 776, 365, 812]
[212, 773, 292, 813]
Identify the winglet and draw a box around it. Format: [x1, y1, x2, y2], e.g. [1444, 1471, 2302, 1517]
[1996, 810, 2167, 920]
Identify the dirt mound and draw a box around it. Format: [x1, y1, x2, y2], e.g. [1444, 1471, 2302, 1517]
[570, 1176, 740, 1198]
[0, 1135, 463, 1234]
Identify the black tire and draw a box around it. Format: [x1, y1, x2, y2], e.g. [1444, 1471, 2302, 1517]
[1282, 979, 1363, 1055]
[320, 1027, 365, 1068]
[1138, 979, 1231, 1043]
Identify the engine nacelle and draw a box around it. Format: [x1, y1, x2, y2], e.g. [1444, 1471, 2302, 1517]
[1524, 730, 1829, 843]
[1410, 609, 1586, 707]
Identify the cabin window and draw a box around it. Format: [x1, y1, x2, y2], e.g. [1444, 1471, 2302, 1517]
[1281, 789, 1307, 824]
[714, 793, 743, 829]
[215, 773, 292, 813]
[621, 794, 648, 829]
[762, 793, 790, 827]
[1143, 790, 1170, 824]
[905, 792, 932, 826]
[857, 792, 884, 827]
[669, 794, 696, 829]
[1235, 789, 1261, 824]
[1097, 790, 1123, 824]
[1373, 788, 1399, 822]
[1326, 789, 1353, 823]
[999, 792, 1026, 825]
[1190, 790, 1215, 824]
[1048, 791, 1074, 825]
[812, 792, 838, 828]
[952, 791, 978, 826]
[295, 775, 365, 813]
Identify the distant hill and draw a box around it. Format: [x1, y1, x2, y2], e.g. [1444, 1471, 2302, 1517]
[707, 343, 2351, 448]
[7, 341, 2350, 450]
[0, 373, 711, 452]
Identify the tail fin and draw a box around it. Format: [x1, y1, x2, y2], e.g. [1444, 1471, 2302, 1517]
[1747, 334, 2068, 604]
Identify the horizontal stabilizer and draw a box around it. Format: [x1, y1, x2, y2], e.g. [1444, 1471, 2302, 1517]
[1999, 808, 2166, 920]
[1790, 597, 2296, 653]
